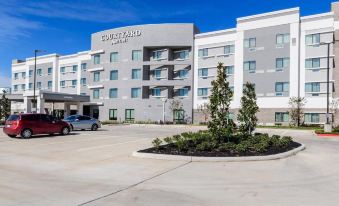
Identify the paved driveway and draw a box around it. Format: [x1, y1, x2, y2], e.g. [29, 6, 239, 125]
[0, 125, 338, 206]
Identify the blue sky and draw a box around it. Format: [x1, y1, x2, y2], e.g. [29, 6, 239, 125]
[0, 0, 335, 87]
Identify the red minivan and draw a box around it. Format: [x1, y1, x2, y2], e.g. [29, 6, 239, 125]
[3, 114, 71, 138]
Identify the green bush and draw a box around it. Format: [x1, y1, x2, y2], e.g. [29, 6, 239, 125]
[196, 141, 214, 151]
[218, 142, 236, 152]
[152, 138, 162, 150]
[235, 142, 250, 154]
[101, 120, 120, 125]
[279, 136, 292, 148]
[333, 126, 339, 132]
[163, 137, 173, 144]
[270, 135, 281, 147]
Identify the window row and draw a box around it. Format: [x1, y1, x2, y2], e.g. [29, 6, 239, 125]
[244, 33, 290, 49]
[92, 88, 189, 99]
[14, 68, 53, 80]
[13, 81, 53, 91]
[198, 45, 235, 58]
[198, 66, 234, 78]
[275, 112, 320, 123]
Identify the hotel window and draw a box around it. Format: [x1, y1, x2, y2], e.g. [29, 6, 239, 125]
[131, 88, 141, 98]
[244, 38, 256, 48]
[154, 69, 162, 79]
[178, 88, 188, 97]
[93, 54, 100, 65]
[22, 72, 26, 78]
[110, 70, 118, 80]
[173, 110, 185, 123]
[275, 82, 289, 93]
[72, 80, 77, 87]
[151, 88, 161, 97]
[37, 82, 42, 89]
[132, 69, 141, 79]
[72, 65, 78, 72]
[152, 50, 164, 60]
[304, 113, 320, 123]
[110, 52, 119, 62]
[109, 109, 118, 120]
[81, 78, 87, 86]
[47, 81, 52, 89]
[174, 50, 189, 60]
[198, 88, 208, 96]
[132, 50, 142, 61]
[29, 83, 33, 90]
[37, 69, 42, 76]
[276, 33, 290, 44]
[275, 112, 289, 122]
[109, 88, 118, 98]
[198, 68, 208, 78]
[80, 93, 86, 96]
[93, 89, 100, 99]
[29, 70, 33, 77]
[14, 73, 18, 80]
[125, 109, 135, 121]
[178, 70, 188, 78]
[305, 33, 320, 45]
[21, 84, 25, 91]
[305, 58, 320, 68]
[305, 82, 320, 92]
[60, 81, 65, 87]
[198, 48, 208, 57]
[225, 66, 234, 75]
[244, 61, 256, 72]
[224, 45, 235, 54]
[60, 67, 65, 73]
[276, 58, 290, 70]
[48, 68, 52, 75]
[93, 72, 100, 82]
[81, 63, 87, 71]
[13, 85, 18, 92]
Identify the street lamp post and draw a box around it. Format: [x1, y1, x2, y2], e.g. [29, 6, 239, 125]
[32, 50, 46, 113]
[318, 42, 332, 132]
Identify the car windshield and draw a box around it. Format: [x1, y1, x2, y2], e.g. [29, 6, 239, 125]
[7, 115, 19, 121]
[65, 115, 78, 121]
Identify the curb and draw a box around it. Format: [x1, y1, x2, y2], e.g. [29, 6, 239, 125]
[132, 144, 306, 162]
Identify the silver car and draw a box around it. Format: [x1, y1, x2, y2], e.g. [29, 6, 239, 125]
[64, 115, 101, 131]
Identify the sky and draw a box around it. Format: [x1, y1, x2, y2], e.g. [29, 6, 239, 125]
[0, 0, 336, 87]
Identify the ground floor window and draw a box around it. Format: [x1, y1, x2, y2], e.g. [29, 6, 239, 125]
[304, 113, 320, 123]
[173, 110, 185, 123]
[275, 112, 289, 122]
[109, 109, 117, 120]
[125, 109, 135, 121]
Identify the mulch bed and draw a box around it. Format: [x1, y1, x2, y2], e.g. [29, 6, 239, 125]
[138, 141, 302, 157]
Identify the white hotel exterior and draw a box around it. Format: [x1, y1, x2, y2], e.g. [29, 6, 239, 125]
[9, 2, 339, 125]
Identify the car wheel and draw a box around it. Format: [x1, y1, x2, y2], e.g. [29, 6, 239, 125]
[91, 124, 98, 131]
[21, 129, 32, 139]
[7, 134, 16, 138]
[61, 127, 70, 135]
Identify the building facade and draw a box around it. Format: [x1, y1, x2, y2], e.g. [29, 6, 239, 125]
[10, 2, 339, 125]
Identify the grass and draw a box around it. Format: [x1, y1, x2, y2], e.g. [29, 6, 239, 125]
[257, 125, 322, 130]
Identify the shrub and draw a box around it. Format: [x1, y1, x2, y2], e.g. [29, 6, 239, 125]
[196, 141, 214, 151]
[279, 136, 292, 148]
[270, 135, 281, 147]
[333, 126, 339, 132]
[218, 142, 236, 152]
[235, 142, 249, 154]
[152, 138, 162, 150]
[164, 137, 173, 144]
[101, 120, 120, 125]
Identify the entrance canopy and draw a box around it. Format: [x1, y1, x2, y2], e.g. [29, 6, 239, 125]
[7, 90, 90, 103]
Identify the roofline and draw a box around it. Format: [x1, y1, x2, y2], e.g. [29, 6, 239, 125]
[26, 53, 59, 61]
[237, 7, 299, 22]
[91, 23, 196, 35]
[301, 12, 334, 21]
[195, 28, 236, 38]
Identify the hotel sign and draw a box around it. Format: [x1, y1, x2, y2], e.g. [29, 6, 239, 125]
[101, 30, 141, 45]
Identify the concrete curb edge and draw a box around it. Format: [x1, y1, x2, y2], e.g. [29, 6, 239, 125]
[132, 144, 305, 162]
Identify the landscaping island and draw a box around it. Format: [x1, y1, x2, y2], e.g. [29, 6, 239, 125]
[137, 63, 303, 159]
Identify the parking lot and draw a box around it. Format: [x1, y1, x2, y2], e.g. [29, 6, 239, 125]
[1, 125, 339, 206]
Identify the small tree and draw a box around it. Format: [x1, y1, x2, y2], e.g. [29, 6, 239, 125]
[288, 97, 306, 126]
[237, 82, 259, 136]
[0, 90, 11, 120]
[208, 62, 233, 143]
[197, 102, 210, 123]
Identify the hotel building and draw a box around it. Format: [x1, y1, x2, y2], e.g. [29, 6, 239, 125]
[9, 2, 339, 125]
